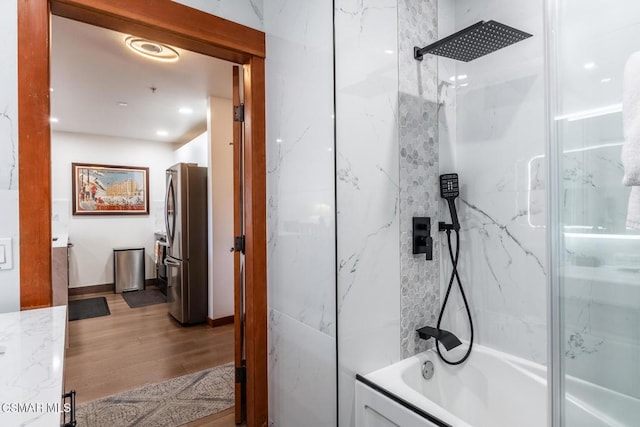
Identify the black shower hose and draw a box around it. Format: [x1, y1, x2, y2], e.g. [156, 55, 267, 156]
[435, 228, 474, 365]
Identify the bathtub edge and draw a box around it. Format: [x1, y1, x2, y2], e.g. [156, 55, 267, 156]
[355, 374, 452, 427]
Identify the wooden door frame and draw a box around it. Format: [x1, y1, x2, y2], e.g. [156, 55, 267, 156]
[232, 66, 245, 424]
[17, 1, 268, 425]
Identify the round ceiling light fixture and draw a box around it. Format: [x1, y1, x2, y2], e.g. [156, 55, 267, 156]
[125, 37, 180, 63]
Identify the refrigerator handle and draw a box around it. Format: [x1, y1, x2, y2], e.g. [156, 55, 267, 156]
[165, 172, 175, 248]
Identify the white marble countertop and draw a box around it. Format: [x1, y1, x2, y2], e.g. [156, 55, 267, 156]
[0, 306, 67, 426]
[52, 233, 68, 249]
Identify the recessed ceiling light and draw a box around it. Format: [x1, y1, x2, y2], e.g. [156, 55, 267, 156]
[117, 102, 129, 107]
[156, 130, 169, 137]
[600, 77, 612, 83]
[384, 49, 394, 54]
[179, 107, 193, 114]
[50, 117, 59, 123]
[583, 62, 596, 70]
[125, 36, 180, 63]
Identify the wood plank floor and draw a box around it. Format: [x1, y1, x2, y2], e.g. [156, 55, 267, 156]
[66, 290, 236, 426]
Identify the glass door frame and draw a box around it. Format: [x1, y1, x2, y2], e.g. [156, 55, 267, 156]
[545, 0, 564, 425]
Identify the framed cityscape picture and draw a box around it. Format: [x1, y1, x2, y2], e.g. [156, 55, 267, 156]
[72, 163, 149, 215]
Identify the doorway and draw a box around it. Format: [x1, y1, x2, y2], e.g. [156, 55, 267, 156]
[51, 14, 239, 424]
[17, 1, 267, 426]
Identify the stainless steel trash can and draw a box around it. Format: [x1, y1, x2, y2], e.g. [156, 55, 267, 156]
[114, 247, 145, 293]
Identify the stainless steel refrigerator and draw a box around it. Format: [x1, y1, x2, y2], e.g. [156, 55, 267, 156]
[164, 163, 208, 324]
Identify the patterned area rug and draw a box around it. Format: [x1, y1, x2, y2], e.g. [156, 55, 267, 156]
[76, 363, 234, 426]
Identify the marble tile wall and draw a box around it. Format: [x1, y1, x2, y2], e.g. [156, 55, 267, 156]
[171, 0, 263, 30]
[268, 309, 337, 426]
[438, 0, 548, 363]
[0, 0, 19, 313]
[264, 1, 336, 426]
[335, 0, 400, 425]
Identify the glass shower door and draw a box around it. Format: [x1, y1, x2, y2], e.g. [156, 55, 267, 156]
[551, 1, 640, 425]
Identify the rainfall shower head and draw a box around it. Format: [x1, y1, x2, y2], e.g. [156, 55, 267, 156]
[414, 20, 532, 62]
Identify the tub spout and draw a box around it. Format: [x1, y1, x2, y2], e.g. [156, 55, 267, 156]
[416, 326, 462, 351]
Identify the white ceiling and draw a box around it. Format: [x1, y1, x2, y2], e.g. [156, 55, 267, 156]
[50, 16, 234, 145]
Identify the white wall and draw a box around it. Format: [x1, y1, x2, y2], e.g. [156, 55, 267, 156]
[51, 131, 175, 287]
[0, 0, 19, 313]
[173, 132, 208, 167]
[208, 96, 234, 320]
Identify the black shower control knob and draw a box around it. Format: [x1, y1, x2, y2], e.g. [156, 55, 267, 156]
[412, 217, 433, 260]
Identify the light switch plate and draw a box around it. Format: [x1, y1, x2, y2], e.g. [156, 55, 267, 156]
[0, 238, 13, 270]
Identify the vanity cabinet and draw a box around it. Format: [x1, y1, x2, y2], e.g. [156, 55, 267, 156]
[52, 234, 70, 349]
[52, 245, 69, 307]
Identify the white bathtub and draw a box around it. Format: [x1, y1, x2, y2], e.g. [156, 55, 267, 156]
[355, 344, 639, 427]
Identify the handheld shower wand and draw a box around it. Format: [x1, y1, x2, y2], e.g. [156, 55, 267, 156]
[439, 174, 460, 232]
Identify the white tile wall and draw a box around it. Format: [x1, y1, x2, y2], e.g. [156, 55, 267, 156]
[268, 309, 336, 427]
[171, 0, 263, 31]
[335, 1, 401, 425]
[264, 1, 336, 425]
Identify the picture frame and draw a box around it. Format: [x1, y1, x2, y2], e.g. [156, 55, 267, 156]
[72, 163, 150, 215]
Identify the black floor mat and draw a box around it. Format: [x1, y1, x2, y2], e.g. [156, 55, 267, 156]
[68, 297, 111, 321]
[122, 288, 166, 308]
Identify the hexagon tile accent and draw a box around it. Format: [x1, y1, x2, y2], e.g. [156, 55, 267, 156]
[398, 0, 441, 359]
